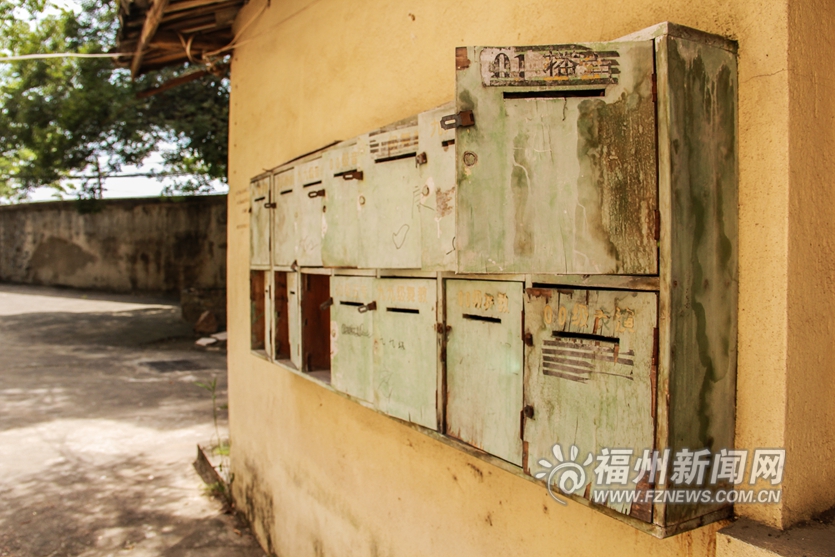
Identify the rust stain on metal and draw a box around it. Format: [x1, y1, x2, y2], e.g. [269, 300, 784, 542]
[455, 46, 470, 70]
[524, 287, 553, 301]
[435, 187, 455, 218]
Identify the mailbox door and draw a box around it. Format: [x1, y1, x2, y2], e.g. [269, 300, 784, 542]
[372, 278, 438, 430]
[417, 104, 457, 271]
[330, 276, 375, 402]
[358, 125, 422, 269]
[446, 279, 524, 465]
[321, 142, 361, 268]
[524, 287, 656, 519]
[250, 176, 271, 267]
[288, 272, 303, 369]
[272, 167, 298, 267]
[296, 157, 325, 266]
[455, 42, 658, 275]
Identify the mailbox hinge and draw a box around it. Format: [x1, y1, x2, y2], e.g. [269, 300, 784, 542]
[440, 110, 475, 130]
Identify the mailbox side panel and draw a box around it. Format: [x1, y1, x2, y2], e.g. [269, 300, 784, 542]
[661, 35, 739, 526]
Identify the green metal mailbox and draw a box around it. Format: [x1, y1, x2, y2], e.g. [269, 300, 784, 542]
[372, 278, 438, 430]
[417, 104, 457, 271]
[321, 141, 362, 268]
[296, 157, 324, 267]
[445, 279, 525, 466]
[272, 166, 298, 267]
[249, 175, 271, 268]
[357, 121, 422, 269]
[330, 276, 375, 402]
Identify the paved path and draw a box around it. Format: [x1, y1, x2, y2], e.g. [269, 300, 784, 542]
[0, 284, 266, 557]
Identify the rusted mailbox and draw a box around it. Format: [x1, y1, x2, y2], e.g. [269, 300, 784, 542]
[249, 175, 271, 268]
[445, 279, 525, 466]
[330, 276, 375, 401]
[296, 157, 325, 267]
[452, 41, 658, 275]
[417, 103, 457, 271]
[321, 141, 362, 268]
[372, 278, 438, 430]
[523, 287, 657, 518]
[272, 166, 297, 267]
[331, 276, 439, 429]
[356, 121, 423, 269]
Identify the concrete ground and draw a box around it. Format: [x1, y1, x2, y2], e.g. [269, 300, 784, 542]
[0, 284, 266, 557]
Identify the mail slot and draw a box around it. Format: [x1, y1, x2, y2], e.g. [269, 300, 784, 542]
[357, 121, 422, 269]
[372, 278, 438, 430]
[296, 157, 325, 267]
[523, 286, 657, 519]
[250, 176, 271, 267]
[272, 166, 298, 267]
[445, 279, 524, 465]
[453, 42, 658, 275]
[417, 104, 457, 271]
[330, 276, 374, 401]
[321, 141, 361, 268]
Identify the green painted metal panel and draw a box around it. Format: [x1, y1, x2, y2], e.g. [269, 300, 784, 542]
[272, 167, 298, 267]
[446, 279, 524, 465]
[249, 176, 271, 267]
[287, 271, 303, 370]
[296, 157, 324, 266]
[372, 278, 438, 430]
[524, 287, 656, 518]
[417, 104, 457, 271]
[321, 142, 361, 267]
[357, 124, 422, 269]
[330, 276, 375, 402]
[455, 42, 658, 275]
[661, 35, 739, 526]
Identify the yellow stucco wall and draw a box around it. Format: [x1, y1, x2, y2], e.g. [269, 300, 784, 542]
[225, 0, 833, 553]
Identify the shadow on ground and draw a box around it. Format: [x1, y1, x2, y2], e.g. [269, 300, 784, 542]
[0, 284, 266, 557]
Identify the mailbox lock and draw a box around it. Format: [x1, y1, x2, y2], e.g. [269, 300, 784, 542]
[357, 301, 377, 313]
[307, 189, 325, 198]
[358, 195, 366, 206]
[462, 151, 478, 167]
[415, 152, 428, 166]
[264, 202, 277, 209]
[422, 185, 431, 196]
[319, 297, 334, 311]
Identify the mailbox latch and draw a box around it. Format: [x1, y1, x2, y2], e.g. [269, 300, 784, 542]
[440, 110, 475, 130]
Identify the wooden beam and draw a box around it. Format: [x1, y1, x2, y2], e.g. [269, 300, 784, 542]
[136, 63, 228, 98]
[131, 0, 171, 78]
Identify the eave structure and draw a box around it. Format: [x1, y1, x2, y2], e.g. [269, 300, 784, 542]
[116, 0, 246, 77]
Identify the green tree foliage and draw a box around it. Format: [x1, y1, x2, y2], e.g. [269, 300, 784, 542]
[0, 0, 229, 201]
